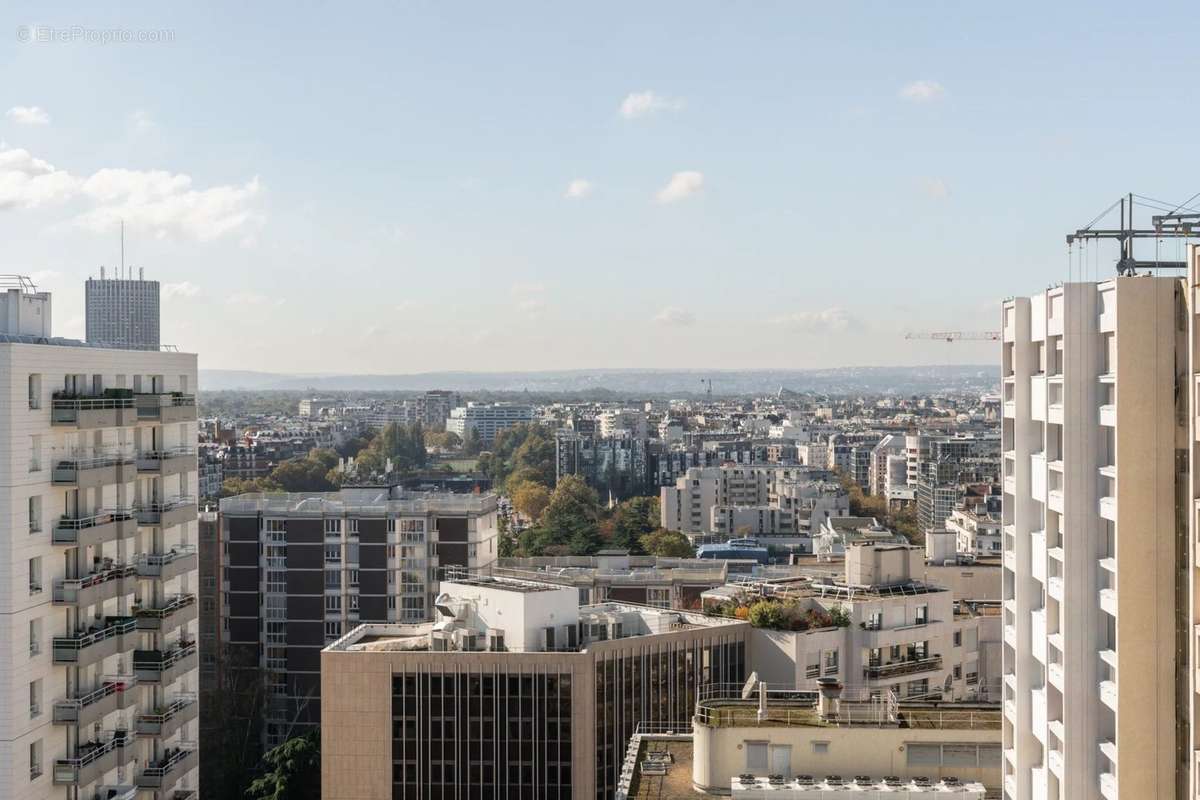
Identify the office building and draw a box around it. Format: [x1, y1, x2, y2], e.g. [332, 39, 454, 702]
[555, 430, 650, 499]
[1001, 277, 1180, 799]
[217, 488, 501, 748]
[445, 403, 534, 446]
[0, 276, 199, 800]
[320, 574, 748, 800]
[85, 268, 161, 349]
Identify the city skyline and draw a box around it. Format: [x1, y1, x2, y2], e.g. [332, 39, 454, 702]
[3, 1, 1198, 372]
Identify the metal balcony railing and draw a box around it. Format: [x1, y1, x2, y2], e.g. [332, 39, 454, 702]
[135, 545, 197, 577]
[135, 594, 196, 620]
[863, 655, 943, 680]
[135, 693, 197, 734]
[53, 676, 137, 721]
[53, 564, 136, 603]
[53, 617, 136, 660]
[133, 642, 198, 674]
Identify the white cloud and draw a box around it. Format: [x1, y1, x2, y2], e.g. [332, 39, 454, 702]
[918, 177, 949, 199]
[0, 148, 81, 209]
[7, 106, 50, 125]
[0, 145, 263, 241]
[563, 179, 593, 199]
[770, 307, 854, 332]
[655, 171, 704, 204]
[619, 91, 685, 119]
[653, 306, 695, 326]
[163, 281, 201, 299]
[898, 80, 946, 103]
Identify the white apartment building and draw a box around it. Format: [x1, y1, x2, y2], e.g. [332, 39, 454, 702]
[869, 433, 906, 496]
[0, 280, 200, 800]
[597, 409, 648, 439]
[445, 403, 534, 446]
[1001, 276, 1180, 800]
[946, 508, 1002, 559]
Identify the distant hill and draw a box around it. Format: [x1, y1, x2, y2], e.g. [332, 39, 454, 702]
[198, 366, 998, 395]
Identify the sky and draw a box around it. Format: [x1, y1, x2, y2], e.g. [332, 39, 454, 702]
[2, 1, 1199, 374]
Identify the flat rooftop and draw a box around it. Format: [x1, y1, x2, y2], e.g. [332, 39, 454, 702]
[444, 574, 564, 593]
[696, 697, 1001, 731]
[220, 489, 497, 515]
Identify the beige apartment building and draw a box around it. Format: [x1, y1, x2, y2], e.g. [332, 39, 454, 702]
[321, 575, 749, 800]
[1001, 272, 1184, 800]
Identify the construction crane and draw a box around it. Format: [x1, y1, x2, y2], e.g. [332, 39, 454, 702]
[905, 331, 1000, 343]
[1066, 192, 1200, 276]
[700, 378, 713, 400]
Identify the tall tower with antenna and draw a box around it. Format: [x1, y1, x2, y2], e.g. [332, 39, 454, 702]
[85, 222, 161, 348]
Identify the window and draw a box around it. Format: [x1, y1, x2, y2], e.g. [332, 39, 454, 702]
[28, 374, 41, 409]
[349, 594, 359, 611]
[745, 741, 768, 772]
[953, 630, 962, 647]
[953, 665, 962, 680]
[28, 557, 41, 595]
[29, 619, 40, 657]
[348, 569, 359, 587]
[29, 679, 41, 718]
[325, 546, 341, 563]
[866, 610, 883, 630]
[28, 496, 42, 534]
[822, 649, 839, 676]
[29, 740, 42, 781]
[915, 604, 928, 625]
[325, 595, 341, 611]
[812, 741, 829, 754]
[324, 518, 341, 535]
[324, 621, 342, 639]
[347, 519, 359, 537]
[324, 570, 341, 588]
[29, 435, 42, 473]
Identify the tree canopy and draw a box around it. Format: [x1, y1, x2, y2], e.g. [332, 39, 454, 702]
[245, 730, 321, 800]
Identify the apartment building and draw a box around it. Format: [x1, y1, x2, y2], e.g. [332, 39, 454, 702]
[0, 278, 199, 800]
[217, 488, 500, 748]
[445, 403, 534, 445]
[946, 508, 1002, 560]
[320, 574, 748, 800]
[1001, 277, 1181, 800]
[660, 465, 846, 539]
[915, 434, 1000, 536]
[869, 433, 906, 496]
[554, 430, 650, 498]
[85, 268, 161, 350]
[731, 544, 1000, 703]
[684, 680, 1000, 796]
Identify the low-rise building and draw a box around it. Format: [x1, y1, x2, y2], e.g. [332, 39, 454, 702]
[320, 574, 749, 800]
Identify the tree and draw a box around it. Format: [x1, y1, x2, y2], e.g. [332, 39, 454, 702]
[612, 496, 660, 553]
[220, 476, 281, 497]
[462, 428, 484, 456]
[335, 436, 369, 459]
[245, 730, 321, 800]
[521, 475, 601, 555]
[638, 528, 694, 558]
[307, 448, 340, 471]
[270, 458, 336, 493]
[511, 481, 552, 522]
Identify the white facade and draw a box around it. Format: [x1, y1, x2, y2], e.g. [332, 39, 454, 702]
[946, 508, 1001, 559]
[0, 336, 200, 799]
[445, 403, 534, 445]
[1001, 278, 1179, 800]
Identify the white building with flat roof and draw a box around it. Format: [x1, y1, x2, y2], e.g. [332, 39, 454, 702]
[0, 278, 200, 800]
[445, 403, 534, 445]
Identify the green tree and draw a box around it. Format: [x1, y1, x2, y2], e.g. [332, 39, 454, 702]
[747, 600, 785, 629]
[245, 730, 321, 800]
[335, 436, 369, 459]
[462, 428, 484, 456]
[638, 528, 694, 558]
[220, 476, 281, 497]
[307, 448, 340, 471]
[521, 475, 601, 555]
[269, 458, 336, 492]
[612, 496, 660, 553]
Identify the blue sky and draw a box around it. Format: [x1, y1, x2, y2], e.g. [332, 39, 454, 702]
[2, 1, 1198, 373]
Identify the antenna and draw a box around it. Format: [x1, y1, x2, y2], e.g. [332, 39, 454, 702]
[120, 219, 125, 279]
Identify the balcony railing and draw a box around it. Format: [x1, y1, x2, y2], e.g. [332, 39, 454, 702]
[135, 496, 197, 527]
[52, 509, 135, 545]
[53, 563, 136, 604]
[53, 676, 137, 723]
[135, 693, 197, 736]
[136, 744, 197, 788]
[52, 730, 131, 784]
[133, 642, 198, 683]
[863, 655, 943, 680]
[51, 451, 134, 484]
[134, 594, 197, 630]
[53, 617, 136, 663]
[135, 545, 197, 580]
[137, 447, 198, 473]
[135, 393, 197, 420]
[51, 394, 135, 424]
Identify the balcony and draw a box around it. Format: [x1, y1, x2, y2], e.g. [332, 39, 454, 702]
[135, 393, 197, 424]
[136, 496, 197, 529]
[52, 509, 136, 548]
[137, 446, 197, 477]
[136, 693, 198, 739]
[1004, 624, 1016, 648]
[1099, 588, 1118, 617]
[1100, 772, 1118, 800]
[53, 731, 131, 785]
[51, 393, 136, 428]
[134, 642, 198, 685]
[53, 563, 136, 606]
[863, 655, 942, 680]
[51, 451, 133, 488]
[53, 617, 136, 666]
[1100, 496, 1117, 521]
[136, 745, 198, 790]
[1099, 404, 1116, 427]
[1047, 576, 1064, 602]
[135, 594, 197, 633]
[1099, 679, 1118, 711]
[136, 546, 198, 582]
[53, 676, 137, 727]
[95, 787, 136, 800]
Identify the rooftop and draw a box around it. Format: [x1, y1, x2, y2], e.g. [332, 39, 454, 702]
[219, 488, 497, 515]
